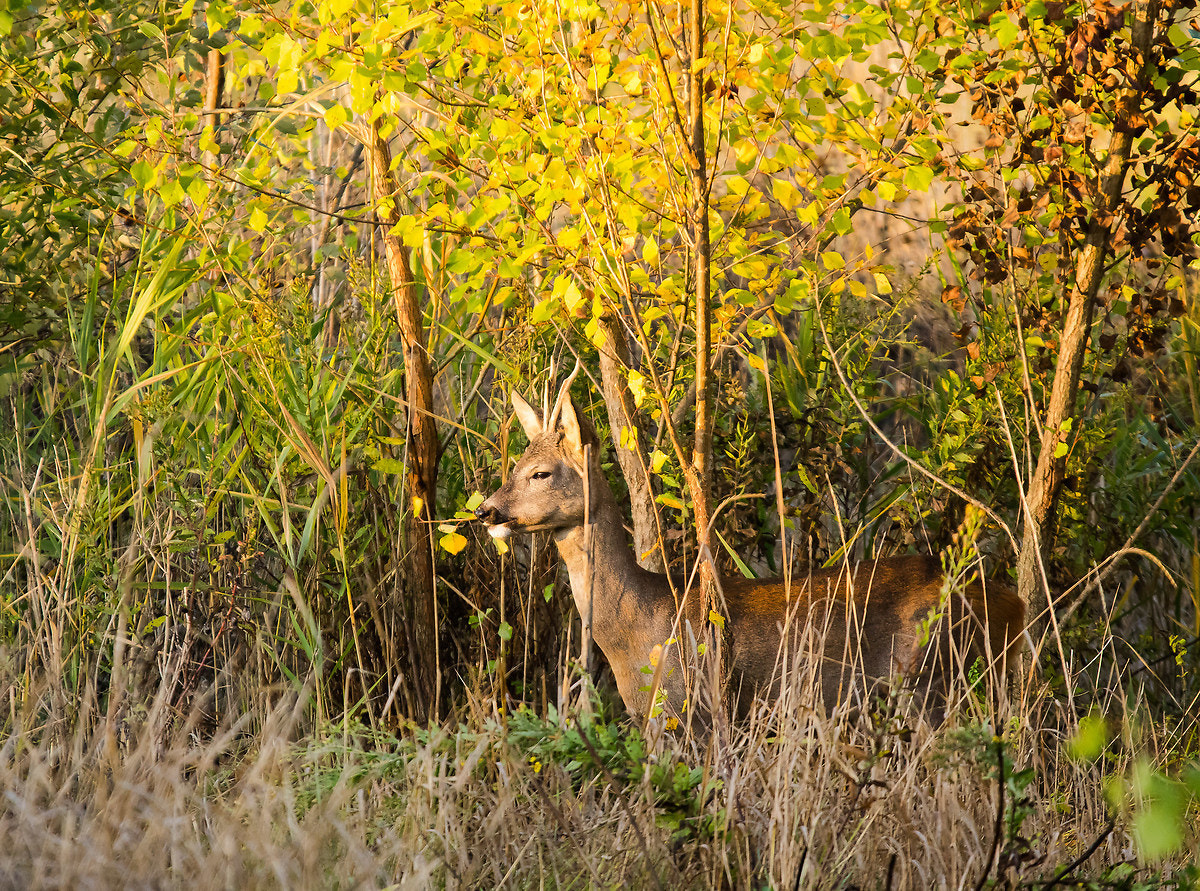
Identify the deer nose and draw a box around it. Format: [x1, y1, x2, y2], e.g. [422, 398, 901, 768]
[475, 501, 506, 525]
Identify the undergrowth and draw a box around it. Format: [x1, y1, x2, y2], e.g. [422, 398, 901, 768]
[0, 668, 1197, 889]
[2, 214, 1199, 889]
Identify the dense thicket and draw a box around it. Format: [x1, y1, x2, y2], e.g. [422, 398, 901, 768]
[1, 0, 1198, 882]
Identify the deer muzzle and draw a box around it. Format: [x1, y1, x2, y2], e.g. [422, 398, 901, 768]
[474, 500, 514, 539]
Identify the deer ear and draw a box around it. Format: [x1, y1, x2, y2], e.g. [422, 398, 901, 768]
[559, 396, 586, 459]
[511, 390, 543, 440]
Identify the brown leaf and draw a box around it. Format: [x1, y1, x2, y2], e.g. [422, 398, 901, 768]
[942, 284, 966, 311]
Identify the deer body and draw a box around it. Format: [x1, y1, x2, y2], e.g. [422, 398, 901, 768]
[477, 384, 1025, 720]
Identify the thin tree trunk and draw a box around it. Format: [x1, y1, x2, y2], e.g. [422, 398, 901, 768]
[1016, 0, 1158, 642]
[597, 317, 665, 572]
[204, 49, 225, 121]
[365, 119, 440, 720]
[687, 0, 716, 615]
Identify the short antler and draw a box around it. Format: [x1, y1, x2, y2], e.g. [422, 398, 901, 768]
[546, 360, 581, 432]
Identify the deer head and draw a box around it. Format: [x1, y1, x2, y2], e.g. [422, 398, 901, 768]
[475, 368, 601, 539]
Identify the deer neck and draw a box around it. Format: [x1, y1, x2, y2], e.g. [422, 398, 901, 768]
[551, 471, 674, 656]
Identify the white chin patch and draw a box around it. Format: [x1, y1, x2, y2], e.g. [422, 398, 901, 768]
[487, 525, 513, 540]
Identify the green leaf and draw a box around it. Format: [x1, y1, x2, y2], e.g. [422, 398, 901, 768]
[159, 179, 185, 207]
[131, 159, 156, 189]
[323, 103, 350, 131]
[530, 298, 557, 324]
[1068, 713, 1107, 761]
[990, 10, 1020, 49]
[821, 251, 845, 270]
[903, 165, 935, 192]
[796, 465, 818, 494]
[114, 236, 187, 360]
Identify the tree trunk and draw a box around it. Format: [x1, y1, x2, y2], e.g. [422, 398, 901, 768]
[687, 0, 716, 616]
[365, 119, 441, 720]
[1015, 0, 1158, 643]
[597, 317, 665, 572]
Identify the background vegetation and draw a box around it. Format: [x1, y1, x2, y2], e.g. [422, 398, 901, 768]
[1, 0, 1199, 885]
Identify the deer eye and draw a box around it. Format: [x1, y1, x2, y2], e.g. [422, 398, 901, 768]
[531, 471, 553, 481]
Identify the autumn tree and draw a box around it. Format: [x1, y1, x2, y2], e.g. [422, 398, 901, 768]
[922, 0, 1199, 640]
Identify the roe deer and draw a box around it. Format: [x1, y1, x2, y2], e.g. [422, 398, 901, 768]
[476, 377, 1025, 721]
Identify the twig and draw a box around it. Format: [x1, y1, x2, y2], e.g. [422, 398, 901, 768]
[1038, 818, 1116, 889]
[974, 737, 1007, 891]
[812, 289, 1020, 556]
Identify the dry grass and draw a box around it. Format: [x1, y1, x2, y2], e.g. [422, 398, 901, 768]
[0, 633, 1193, 890]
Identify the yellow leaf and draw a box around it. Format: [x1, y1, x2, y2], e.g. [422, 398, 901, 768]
[874, 271, 893, 295]
[821, 251, 845, 270]
[628, 370, 647, 407]
[772, 177, 801, 210]
[493, 538, 509, 555]
[249, 207, 268, 233]
[411, 495, 424, 517]
[657, 492, 685, 510]
[323, 104, 349, 131]
[440, 531, 468, 554]
[747, 43, 764, 64]
[585, 312, 607, 348]
[708, 609, 726, 630]
[734, 139, 759, 167]
[562, 279, 584, 312]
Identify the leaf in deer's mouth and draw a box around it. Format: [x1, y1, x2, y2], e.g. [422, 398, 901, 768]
[487, 524, 513, 540]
